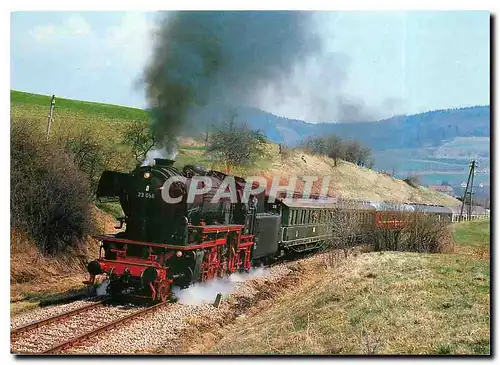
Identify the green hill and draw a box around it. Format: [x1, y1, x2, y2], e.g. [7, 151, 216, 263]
[11, 90, 148, 122]
[9, 90, 460, 206]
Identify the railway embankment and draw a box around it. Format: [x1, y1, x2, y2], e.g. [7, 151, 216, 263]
[182, 220, 490, 355]
[10, 206, 118, 315]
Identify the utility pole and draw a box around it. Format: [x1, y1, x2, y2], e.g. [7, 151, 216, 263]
[459, 159, 476, 221]
[46, 95, 56, 141]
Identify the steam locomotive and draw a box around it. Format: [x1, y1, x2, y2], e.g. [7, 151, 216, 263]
[85, 158, 453, 303]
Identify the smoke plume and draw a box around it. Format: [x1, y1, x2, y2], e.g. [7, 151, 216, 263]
[143, 11, 324, 148]
[144, 10, 385, 139]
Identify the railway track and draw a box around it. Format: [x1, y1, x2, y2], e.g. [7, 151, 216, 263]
[11, 300, 169, 354]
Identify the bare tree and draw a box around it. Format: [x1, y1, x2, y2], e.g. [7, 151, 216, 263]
[324, 203, 363, 267]
[61, 129, 112, 197]
[326, 135, 345, 167]
[122, 120, 156, 165]
[206, 111, 267, 171]
[299, 135, 372, 168]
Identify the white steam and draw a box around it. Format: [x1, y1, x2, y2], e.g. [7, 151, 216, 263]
[141, 146, 179, 166]
[96, 278, 109, 297]
[172, 267, 269, 306]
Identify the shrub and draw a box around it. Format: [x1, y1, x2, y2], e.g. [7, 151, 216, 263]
[403, 174, 420, 188]
[207, 111, 267, 170]
[58, 128, 115, 198]
[372, 210, 453, 253]
[121, 120, 156, 166]
[11, 120, 97, 254]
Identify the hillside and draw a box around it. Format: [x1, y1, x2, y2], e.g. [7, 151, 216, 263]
[202, 219, 490, 355]
[241, 145, 459, 206]
[10, 90, 459, 206]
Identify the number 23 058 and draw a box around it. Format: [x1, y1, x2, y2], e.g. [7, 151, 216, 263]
[137, 192, 155, 199]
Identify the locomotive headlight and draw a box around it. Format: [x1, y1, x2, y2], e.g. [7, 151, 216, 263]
[176, 251, 183, 257]
[144, 172, 151, 179]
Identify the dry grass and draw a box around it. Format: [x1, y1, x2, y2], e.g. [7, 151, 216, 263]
[10, 206, 118, 315]
[182, 141, 459, 206]
[208, 220, 490, 355]
[261, 146, 459, 206]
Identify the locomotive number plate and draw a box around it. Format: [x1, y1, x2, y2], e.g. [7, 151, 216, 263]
[137, 191, 155, 199]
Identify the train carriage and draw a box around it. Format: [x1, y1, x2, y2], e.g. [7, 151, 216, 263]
[278, 198, 376, 253]
[86, 157, 462, 304]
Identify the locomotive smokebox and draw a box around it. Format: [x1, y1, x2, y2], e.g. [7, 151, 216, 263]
[154, 158, 175, 167]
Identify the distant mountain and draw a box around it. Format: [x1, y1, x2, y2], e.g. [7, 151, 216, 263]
[189, 104, 490, 188]
[200, 105, 490, 151]
[190, 103, 489, 151]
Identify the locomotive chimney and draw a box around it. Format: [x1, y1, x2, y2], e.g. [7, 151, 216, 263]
[154, 158, 175, 167]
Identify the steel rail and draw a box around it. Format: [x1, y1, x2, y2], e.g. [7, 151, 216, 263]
[11, 300, 108, 338]
[42, 301, 169, 354]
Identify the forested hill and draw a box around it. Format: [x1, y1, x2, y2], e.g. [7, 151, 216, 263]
[203, 105, 490, 150]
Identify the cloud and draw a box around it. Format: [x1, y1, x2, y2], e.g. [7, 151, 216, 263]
[29, 24, 56, 42]
[65, 15, 92, 36]
[29, 14, 92, 43]
[104, 13, 155, 66]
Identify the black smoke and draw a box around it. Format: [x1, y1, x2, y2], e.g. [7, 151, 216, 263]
[143, 11, 323, 151]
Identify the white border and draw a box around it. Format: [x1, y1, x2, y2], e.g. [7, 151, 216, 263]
[3, 1, 497, 364]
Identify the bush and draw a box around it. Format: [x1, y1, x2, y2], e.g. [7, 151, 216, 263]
[121, 120, 156, 166]
[207, 112, 267, 170]
[58, 128, 115, 198]
[299, 135, 373, 167]
[373, 210, 453, 253]
[11, 120, 97, 254]
[403, 174, 420, 188]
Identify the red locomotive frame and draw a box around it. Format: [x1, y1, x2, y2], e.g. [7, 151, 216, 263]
[85, 223, 254, 303]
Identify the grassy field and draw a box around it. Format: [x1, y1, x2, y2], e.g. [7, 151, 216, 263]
[209, 219, 490, 355]
[11, 90, 148, 123]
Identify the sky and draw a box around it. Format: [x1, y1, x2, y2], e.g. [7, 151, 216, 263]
[10, 11, 490, 123]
